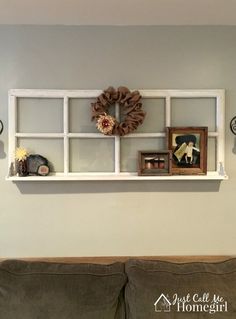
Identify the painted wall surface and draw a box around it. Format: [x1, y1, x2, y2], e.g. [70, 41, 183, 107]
[0, 26, 235, 257]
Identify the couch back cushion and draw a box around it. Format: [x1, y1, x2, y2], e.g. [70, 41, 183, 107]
[0, 260, 127, 319]
[125, 258, 236, 318]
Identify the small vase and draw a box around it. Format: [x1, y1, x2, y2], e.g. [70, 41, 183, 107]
[17, 160, 28, 177]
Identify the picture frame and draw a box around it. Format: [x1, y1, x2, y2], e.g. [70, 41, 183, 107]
[138, 150, 172, 176]
[167, 127, 208, 175]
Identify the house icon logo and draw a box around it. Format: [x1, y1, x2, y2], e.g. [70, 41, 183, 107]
[154, 293, 171, 312]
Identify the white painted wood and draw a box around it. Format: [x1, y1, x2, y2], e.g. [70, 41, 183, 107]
[9, 89, 103, 98]
[122, 133, 165, 138]
[122, 132, 218, 138]
[15, 133, 64, 138]
[216, 91, 225, 174]
[5, 172, 228, 182]
[8, 95, 17, 176]
[63, 97, 69, 174]
[14, 132, 218, 139]
[15, 132, 218, 138]
[139, 89, 225, 98]
[165, 95, 171, 127]
[10, 89, 127, 98]
[115, 136, 120, 173]
[8, 89, 227, 181]
[9, 89, 224, 99]
[208, 132, 219, 137]
[115, 103, 120, 173]
[68, 133, 114, 138]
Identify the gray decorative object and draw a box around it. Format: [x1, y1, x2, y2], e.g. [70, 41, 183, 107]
[27, 154, 50, 176]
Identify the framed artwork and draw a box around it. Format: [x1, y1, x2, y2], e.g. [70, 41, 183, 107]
[167, 127, 208, 175]
[138, 150, 172, 176]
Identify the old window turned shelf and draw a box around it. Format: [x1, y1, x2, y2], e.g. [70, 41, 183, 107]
[6, 89, 227, 181]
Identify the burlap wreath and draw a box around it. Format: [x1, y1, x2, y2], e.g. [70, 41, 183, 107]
[91, 86, 146, 136]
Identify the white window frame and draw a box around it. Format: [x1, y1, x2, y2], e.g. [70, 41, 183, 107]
[7, 89, 227, 181]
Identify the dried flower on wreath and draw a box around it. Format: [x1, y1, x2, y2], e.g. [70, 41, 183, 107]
[96, 113, 115, 135]
[15, 147, 28, 162]
[91, 86, 146, 136]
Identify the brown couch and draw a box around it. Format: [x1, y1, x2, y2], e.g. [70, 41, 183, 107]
[0, 258, 236, 318]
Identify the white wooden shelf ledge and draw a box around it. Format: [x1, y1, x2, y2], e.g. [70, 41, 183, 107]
[6, 172, 228, 182]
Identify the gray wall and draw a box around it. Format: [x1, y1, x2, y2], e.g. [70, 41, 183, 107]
[0, 26, 235, 257]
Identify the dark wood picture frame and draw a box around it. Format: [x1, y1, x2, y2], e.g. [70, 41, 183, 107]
[167, 127, 208, 175]
[138, 150, 172, 176]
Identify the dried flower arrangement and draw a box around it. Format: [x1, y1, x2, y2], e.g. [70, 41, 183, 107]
[96, 113, 116, 135]
[15, 147, 28, 162]
[15, 147, 29, 177]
